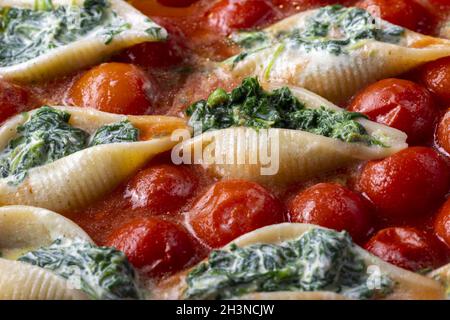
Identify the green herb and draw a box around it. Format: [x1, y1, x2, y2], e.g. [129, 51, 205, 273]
[231, 31, 269, 49]
[89, 120, 139, 146]
[187, 77, 384, 146]
[18, 238, 141, 300]
[0, 0, 131, 67]
[185, 228, 394, 300]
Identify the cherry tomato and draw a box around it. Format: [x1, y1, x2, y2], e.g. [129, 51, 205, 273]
[359, 147, 450, 221]
[435, 198, 450, 248]
[417, 57, 450, 102]
[125, 165, 196, 214]
[187, 180, 285, 248]
[0, 80, 35, 124]
[106, 217, 197, 277]
[365, 227, 444, 271]
[69, 63, 156, 115]
[157, 0, 198, 7]
[349, 79, 439, 144]
[207, 0, 275, 35]
[289, 183, 373, 242]
[436, 109, 450, 154]
[355, 0, 435, 34]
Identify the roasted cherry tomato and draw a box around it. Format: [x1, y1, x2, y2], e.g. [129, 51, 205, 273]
[207, 0, 275, 35]
[435, 198, 450, 248]
[157, 0, 199, 7]
[0, 80, 35, 124]
[125, 165, 196, 214]
[359, 147, 450, 221]
[417, 57, 450, 102]
[187, 180, 285, 248]
[365, 227, 444, 271]
[107, 217, 197, 277]
[349, 79, 439, 144]
[289, 183, 373, 242]
[69, 63, 156, 115]
[355, 0, 435, 34]
[436, 109, 450, 154]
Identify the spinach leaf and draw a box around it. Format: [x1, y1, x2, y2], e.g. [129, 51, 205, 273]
[185, 228, 394, 300]
[19, 238, 141, 300]
[89, 120, 139, 146]
[187, 77, 384, 146]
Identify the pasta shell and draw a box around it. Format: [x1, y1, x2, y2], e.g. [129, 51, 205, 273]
[0, 205, 91, 299]
[0, 106, 188, 212]
[224, 7, 450, 104]
[180, 83, 407, 186]
[155, 223, 445, 300]
[0, 0, 167, 82]
[428, 264, 450, 299]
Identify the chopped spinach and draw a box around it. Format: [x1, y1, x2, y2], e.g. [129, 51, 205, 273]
[0, 0, 131, 67]
[18, 238, 141, 300]
[187, 77, 384, 146]
[185, 228, 395, 300]
[89, 120, 139, 146]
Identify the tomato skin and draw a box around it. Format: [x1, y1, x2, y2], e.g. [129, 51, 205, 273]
[417, 57, 450, 103]
[436, 109, 450, 154]
[106, 217, 197, 277]
[349, 79, 439, 144]
[187, 180, 285, 248]
[125, 165, 196, 214]
[365, 227, 445, 271]
[69, 63, 156, 115]
[207, 0, 275, 35]
[359, 147, 450, 221]
[0, 81, 35, 124]
[289, 183, 373, 242]
[157, 0, 198, 7]
[435, 198, 450, 248]
[355, 0, 435, 34]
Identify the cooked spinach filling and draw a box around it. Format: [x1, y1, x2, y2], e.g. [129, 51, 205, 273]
[0, 106, 139, 183]
[0, 0, 131, 67]
[18, 238, 141, 300]
[187, 77, 384, 146]
[185, 228, 395, 300]
[232, 5, 405, 62]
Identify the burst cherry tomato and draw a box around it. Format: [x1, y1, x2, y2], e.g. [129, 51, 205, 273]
[436, 109, 450, 154]
[69, 63, 156, 115]
[355, 0, 435, 34]
[207, 0, 275, 35]
[417, 57, 450, 102]
[365, 227, 444, 271]
[157, 0, 199, 7]
[107, 217, 197, 277]
[0, 80, 35, 124]
[187, 180, 285, 248]
[435, 198, 450, 248]
[359, 147, 450, 221]
[349, 79, 439, 144]
[125, 165, 196, 214]
[289, 183, 373, 242]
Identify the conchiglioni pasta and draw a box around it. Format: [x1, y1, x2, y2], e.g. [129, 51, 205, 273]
[223, 5, 450, 104]
[0, 106, 188, 212]
[0, 0, 167, 81]
[429, 263, 450, 299]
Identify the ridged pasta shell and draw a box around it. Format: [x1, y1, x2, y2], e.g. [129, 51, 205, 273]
[428, 264, 450, 299]
[0, 205, 91, 299]
[155, 223, 445, 300]
[0, 106, 188, 212]
[180, 84, 407, 186]
[0, 0, 167, 82]
[225, 8, 450, 104]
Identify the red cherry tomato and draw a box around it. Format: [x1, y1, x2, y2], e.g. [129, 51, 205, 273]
[187, 180, 285, 248]
[69, 63, 156, 115]
[0, 80, 35, 124]
[157, 0, 198, 7]
[436, 109, 450, 155]
[365, 227, 444, 271]
[207, 0, 275, 35]
[106, 217, 197, 277]
[355, 0, 435, 34]
[435, 198, 450, 248]
[125, 165, 196, 214]
[359, 147, 450, 221]
[417, 57, 450, 103]
[289, 183, 373, 242]
[349, 79, 439, 144]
